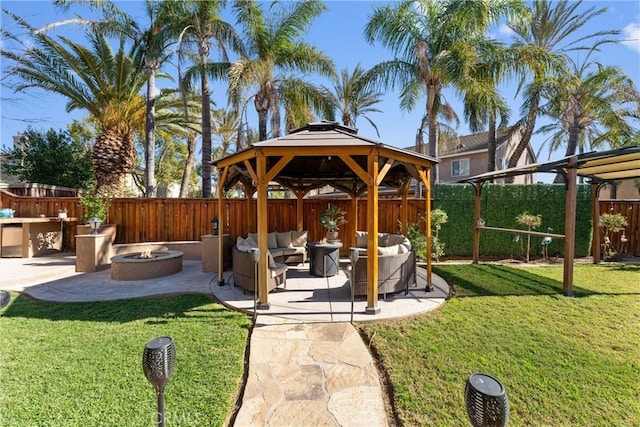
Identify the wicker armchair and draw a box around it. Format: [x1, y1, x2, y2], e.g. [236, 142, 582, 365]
[232, 247, 287, 293]
[349, 231, 417, 298]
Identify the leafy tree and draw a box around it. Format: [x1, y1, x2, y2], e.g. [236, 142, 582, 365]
[2, 127, 95, 190]
[364, 0, 526, 184]
[322, 65, 383, 136]
[228, 0, 335, 141]
[505, 0, 618, 175]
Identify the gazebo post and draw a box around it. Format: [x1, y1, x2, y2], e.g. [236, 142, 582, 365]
[242, 182, 256, 233]
[295, 190, 305, 232]
[366, 153, 380, 314]
[256, 153, 270, 309]
[563, 156, 577, 296]
[351, 195, 358, 249]
[401, 182, 409, 236]
[217, 166, 228, 286]
[424, 168, 432, 291]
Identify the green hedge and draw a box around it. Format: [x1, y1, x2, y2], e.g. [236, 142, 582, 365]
[434, 183, 592, 258]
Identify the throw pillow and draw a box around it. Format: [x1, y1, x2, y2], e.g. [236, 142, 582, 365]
[267, 232, 278, 249]
[378, 245, 399, 256]
[267, 250, 276, 268]
[236, 237, 252, 253]
[291, 230, 308, 247]
[275, 231, 293, 248]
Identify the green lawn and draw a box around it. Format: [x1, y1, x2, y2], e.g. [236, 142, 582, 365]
[359, 264, 640, 426]
[0, 294, 249, 426]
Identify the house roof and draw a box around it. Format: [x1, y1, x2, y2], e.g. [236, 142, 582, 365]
[403, 128, 518, 156]
[213, 121, 438, 196]
[458, 146, 640, 184]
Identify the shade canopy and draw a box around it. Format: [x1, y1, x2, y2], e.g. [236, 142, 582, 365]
[458, 146, 640, 184]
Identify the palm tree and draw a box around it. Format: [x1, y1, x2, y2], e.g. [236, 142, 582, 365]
[364, 0, 526, 184]
[537, 54, 640, 183]
[32, 0, 185, 197]
[228, 0, 335, 141]
[177, 0, 245, 198]
[322, 65, 383, 136]
[505, 0, 618, 174]
[460, 41, 511, 175]
[2, 12, 197, 195]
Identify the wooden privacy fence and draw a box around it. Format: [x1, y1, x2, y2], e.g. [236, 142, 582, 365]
[2, 190, 638, 256]
[599, 199, 640, 257]
[0, 190, 428, 251]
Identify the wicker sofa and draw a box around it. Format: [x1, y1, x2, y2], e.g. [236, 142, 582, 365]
[247, 230, 308, 264]
[232, 246, 288, 293]
[349, 231, 417, 298]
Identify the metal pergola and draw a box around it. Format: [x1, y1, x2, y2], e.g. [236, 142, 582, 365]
[459, 146, 640, 295]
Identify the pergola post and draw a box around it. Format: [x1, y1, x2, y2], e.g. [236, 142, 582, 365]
[563, 156, 577, 296]
[472, 182, 483, 264]
[424, 168, 432, 291]
[591, 182, 602, 264]
[366, 152, 380, 315]
[256, 153, 270, 309]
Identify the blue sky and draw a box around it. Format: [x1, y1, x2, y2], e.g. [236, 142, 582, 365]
[1, 0, 639, 174]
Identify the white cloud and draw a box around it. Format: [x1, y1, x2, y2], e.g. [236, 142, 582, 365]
[621, 23, 640, 53]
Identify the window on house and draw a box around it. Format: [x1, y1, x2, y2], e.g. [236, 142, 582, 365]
[498, 158, 505, 170]
[451, 158, 470, 177]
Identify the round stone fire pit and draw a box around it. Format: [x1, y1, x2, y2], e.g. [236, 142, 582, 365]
[110, 250, 183, 281]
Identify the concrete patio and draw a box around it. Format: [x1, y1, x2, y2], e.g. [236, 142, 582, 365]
[0, 253, 449, 426]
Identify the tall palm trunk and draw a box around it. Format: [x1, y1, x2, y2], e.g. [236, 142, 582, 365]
[92, 128, 135, 196]
[506, 87, 540, 182]
[179, 133, 197, 197]
[200, 47, 213, 198]
[145, 66, 157, 197]
[427, 86, 439, 189]
[255, 89, 270, 141]
[553, 116, 581, 183]
[487, 112, 497, 183]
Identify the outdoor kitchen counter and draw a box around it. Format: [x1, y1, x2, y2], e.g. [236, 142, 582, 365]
[0, 217, 78, 258]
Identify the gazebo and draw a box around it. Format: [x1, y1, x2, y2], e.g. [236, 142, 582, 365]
[212, 121, 438, 314]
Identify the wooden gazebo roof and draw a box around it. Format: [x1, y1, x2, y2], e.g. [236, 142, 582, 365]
[212, 121, 438, 314]
[218, 121, 436, 196]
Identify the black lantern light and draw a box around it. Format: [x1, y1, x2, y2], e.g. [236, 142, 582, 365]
[465, 373, 509, 427]
[211, 216, 219, 235]
[142, 337, 176, 427]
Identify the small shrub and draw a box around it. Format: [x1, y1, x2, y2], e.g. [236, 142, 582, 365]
[516, 211, 542, 262]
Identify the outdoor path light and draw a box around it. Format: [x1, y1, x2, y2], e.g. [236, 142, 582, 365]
[465, 373, 509, 427]
[349, 248, 359, 323]
[88, 217, 102, 235]
[211, 216, 219, 235]
[142, 337, 176, 427]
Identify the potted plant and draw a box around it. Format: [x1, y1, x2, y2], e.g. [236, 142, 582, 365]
[77, 193, 116, 241]
[319, 205, 347, 241]
[599, 213, 628, 261]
